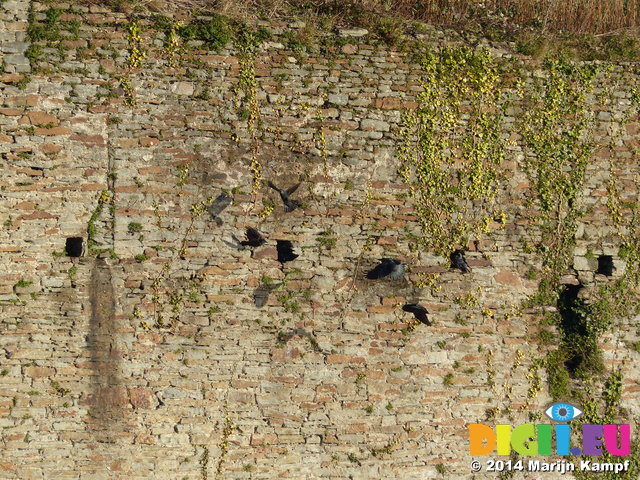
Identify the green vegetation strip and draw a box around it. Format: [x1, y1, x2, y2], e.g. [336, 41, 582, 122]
[398, 45, 507, 255]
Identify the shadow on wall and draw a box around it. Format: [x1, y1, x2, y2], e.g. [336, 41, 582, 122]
[84, 257, 128, 440]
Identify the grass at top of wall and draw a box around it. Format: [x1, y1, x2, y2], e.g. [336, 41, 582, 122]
[70, 0, 640, 34]
[63, 0, 640, 61]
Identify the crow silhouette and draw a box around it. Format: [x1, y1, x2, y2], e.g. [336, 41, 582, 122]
[208, 194, 233, 226]
[276, 240, 299, 263]
[268, 180, 301, 212]
[402, 303, 431, 326]
[450, 249, 471, 273]
[366, 258, 405, 280]
[240, 227, 266, 247]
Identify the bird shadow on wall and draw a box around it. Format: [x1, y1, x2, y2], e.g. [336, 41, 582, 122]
[193, 144, 325, 216]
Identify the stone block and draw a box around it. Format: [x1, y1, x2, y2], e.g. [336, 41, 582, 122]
[360, 119, 390, 131]
[327, 94, 349, 106]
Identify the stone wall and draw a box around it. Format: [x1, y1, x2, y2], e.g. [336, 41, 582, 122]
[0, 1, 639, 479]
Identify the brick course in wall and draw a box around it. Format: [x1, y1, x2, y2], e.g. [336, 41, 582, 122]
[0, 2, 639, 479]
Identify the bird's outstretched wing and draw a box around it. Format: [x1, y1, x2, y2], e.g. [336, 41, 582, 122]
[267, 181, 280, 192]
[246, 227, 262, 242]
[402, 303, 431, 326]
[367, 258, 403, 279]
[277, 240, 299, 263]
[243, 227, 265, 246]
[286, 182, 301, 195]
[366, 260, 394, 279]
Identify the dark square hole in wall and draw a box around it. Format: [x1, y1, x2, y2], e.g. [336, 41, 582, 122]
[65, 237, 83, 257]
[597, 255, 614, 276]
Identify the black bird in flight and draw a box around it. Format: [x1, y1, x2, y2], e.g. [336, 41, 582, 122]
[208, 194, 233, 226]
[240, 227, 266, 247]
[276, 240, 299, 263]
[268, 180, 301, 212]
[402, 303, 431, 326]
[450, 249, 471, 273]
[366, 258, 405, 280]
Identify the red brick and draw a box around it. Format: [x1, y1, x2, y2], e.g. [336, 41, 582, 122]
[377, 236, 397, 245]
[140, 137, 159, 147]
[0, 108, 22, 116]
[342, 44, 357, 54]
[81, 183, 105, 191]
[372, 97, 402, 109]
[69, 134, 105, 146]
[325, 354, 349, 364]
[138, 166, 166, 174]
[5, 95, 39, 107]
[367, 305, 394, 313]
[40, 143, 63, 154]
[18, 211, 56, 220]
[28, 111, 59, 126]
[14, 201, 35, 209]
[468, 257, 493, 267]
[253, 246, 277, 261]
[494, 269, 521, 286]
[134, 434, 155, 444]
[35, 126, 71, 136]
[17, 168, 43, 177]
[116, 138, 139, 148]
[345, 424, 368, 433]
[381, 296, 405, 306]
[25, 367, 55, 378]
[101, 386, 129, 408]
[250, 434, 278, 446]
[325, 354, 365, 364]
[0, 74, 24, 84]
[62, 39, 87, 48]
[129, 388, 152, 409]
[0, 462, 16, 472]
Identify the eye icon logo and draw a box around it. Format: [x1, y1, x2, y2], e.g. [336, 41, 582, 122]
[544, 403, 583, 422]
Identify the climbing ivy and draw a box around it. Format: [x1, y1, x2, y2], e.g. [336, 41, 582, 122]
[87, 189, 116, 258]
[26, 5, 81, 70]
[148, 195, 213, 330]
[573, 371, 640, 480]
[233, 26, 271, 194]
[126, 19, 147, 69]
[397, 46, 508, 256]
[516, 58, 607, 397]
[519, 59, 598, 293]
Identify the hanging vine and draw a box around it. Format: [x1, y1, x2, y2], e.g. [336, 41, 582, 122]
[397, 46, 508, 256]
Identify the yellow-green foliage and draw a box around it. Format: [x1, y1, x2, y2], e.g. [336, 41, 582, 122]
[120, 77, 136, 107]
[127, 19, 147, 69]
[573, 371, 640, 480]
[398, 46, 507, 255]
[519, 59, 598, 286]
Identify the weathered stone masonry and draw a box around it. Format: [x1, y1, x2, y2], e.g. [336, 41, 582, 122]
[0, 1, 639, 479]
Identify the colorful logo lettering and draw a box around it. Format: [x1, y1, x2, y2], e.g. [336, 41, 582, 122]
[469, 403, 631, 457]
